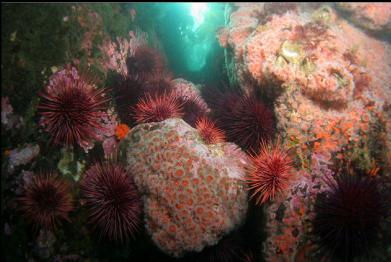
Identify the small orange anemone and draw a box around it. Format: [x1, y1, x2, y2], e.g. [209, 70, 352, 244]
[115, 124, 130, 140]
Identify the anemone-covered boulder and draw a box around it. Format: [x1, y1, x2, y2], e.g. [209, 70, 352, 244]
[122, 118, 249, 257]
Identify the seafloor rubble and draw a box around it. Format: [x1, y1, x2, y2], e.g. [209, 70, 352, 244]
[2, 3, 391, 262]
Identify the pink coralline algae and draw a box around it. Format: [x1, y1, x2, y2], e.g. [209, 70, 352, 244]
[1, 96, 23, 130]
[93, 109, 120, 158]
[8, 144, 40, 173]
[99, 31, 148, 76]
[336, 3, 391, 32]
[123, 118, 248, 257]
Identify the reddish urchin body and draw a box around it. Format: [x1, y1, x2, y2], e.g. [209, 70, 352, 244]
[126, 45, 165, 81]
[313, 173, 387, 261]
[19, 172, 73, 230]
[80, 162, 142, 242]
[246, 139, 293, 205]
[215, 94, 274, 153]
[195, 116, 225, 144]
[38, 68, 109, 148]
[131, 92, 184, 124]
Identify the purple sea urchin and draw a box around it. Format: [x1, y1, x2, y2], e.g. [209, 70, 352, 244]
[313, 173, 387, 261]
[80, 162, 142, 242]
[20, 172, 73, 230]
[214, 92, 275, 153]
[38, 68, 109, 148]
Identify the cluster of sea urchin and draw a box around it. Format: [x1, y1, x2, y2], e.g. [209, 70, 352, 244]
[246, 138, 293, 205]
[313, 172, 387, 261]
[113, 43, 209, 128]
[38, 67, 109, 149]
[19, 172, 73, 230]
[80, 162, 142, 242]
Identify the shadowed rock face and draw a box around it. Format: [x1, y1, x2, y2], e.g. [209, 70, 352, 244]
[122, 118, 249, 257]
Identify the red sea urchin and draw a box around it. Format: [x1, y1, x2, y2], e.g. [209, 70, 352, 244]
[313, 172, 388, 261]
[80, 162, 142, 242]
[215, 93, 275, 153]
[195, 116, 225, 144]
[126, 45, 165, 81]
[131, 92, 184, 124]
[246, 139, 293, 205]
[19, 172, 73, 230]
[38, 68, 109, 149]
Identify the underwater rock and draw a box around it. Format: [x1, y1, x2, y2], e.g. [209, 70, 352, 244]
[336, 3, 391, 33]
[123, 118, 248, 257]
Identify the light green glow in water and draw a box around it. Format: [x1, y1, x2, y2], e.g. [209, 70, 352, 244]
[190, 3, 209, 31]
[176, 3, 224, 72]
